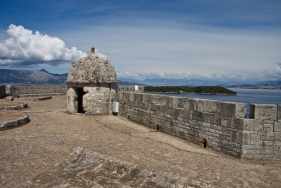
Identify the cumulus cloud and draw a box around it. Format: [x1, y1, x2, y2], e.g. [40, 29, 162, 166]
[0, 24, 87, 66]
[118, 62, 281, 82]
[95, 49, 108, 60]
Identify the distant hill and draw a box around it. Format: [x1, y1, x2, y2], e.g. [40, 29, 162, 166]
[1, 68, 279, 88]
[0, 69, 67, 84]
[0, 69, 145, 86]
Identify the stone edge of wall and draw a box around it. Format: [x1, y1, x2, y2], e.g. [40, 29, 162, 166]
[0, 115, 30, 130]
[0, 103, 28, 110]
[8, 84, 67, 96]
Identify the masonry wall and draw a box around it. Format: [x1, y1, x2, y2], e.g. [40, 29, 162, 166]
[9, 84, 67, 96]
[117, 91, 281, 160]
[0, 85, 6, 99]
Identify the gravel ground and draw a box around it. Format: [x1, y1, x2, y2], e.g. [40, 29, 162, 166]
[0, 96, 281, 188]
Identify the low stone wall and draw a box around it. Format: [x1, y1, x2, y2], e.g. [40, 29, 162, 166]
[0, 103, 28, 110]
[117, 91, 281, 160]
[0, 85, 6, 99]
[118, 86, 144, 92]
[0, 115, 30, 130]
[8, 84, 67, 96]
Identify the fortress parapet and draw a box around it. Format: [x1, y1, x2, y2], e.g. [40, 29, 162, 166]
[117, 90, 281, 160]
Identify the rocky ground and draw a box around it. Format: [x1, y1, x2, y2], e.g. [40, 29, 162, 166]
[0, 96, 281, 187]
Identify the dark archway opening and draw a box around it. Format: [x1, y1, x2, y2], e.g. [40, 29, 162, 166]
[77, 88, 85, 113]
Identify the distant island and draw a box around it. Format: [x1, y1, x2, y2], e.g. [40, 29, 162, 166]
[144, 86, 237, 95]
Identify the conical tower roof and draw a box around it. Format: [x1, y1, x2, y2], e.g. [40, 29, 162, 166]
[66, 47, 117, 84]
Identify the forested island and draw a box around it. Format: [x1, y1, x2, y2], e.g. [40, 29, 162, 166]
[144, 86, 237, 95]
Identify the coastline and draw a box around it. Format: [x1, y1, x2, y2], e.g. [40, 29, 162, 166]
[146, 91, 237, 96]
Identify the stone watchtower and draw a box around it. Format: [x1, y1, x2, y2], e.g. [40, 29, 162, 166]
[66, 47, 117, 114]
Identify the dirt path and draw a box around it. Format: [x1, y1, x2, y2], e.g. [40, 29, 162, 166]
[0, 96, 280, 187]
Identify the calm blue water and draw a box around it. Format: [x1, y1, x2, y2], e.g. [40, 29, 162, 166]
[158, 88, 281, 117]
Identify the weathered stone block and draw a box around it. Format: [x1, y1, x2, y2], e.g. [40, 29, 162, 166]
[257, 131, 267, 136]
[261, 150, 274, 155]
[230, 131, 242, 143]
[274, 121, 281, 132]
[175, 97, 189, 109]
[192, 110, 203, 121]
[172, 97, 180, 108]
[220, 116, 233, 127]
[142, 94, 151, 103]
[220, 102, 246, 118]
[189, 120, 200, 128]
[197, 99, 221, 114]
[203, 113, 221, 124]
[124, 92, 131, 101]
[251, 133, 260, 141]
[134, 93, 144, 103]
[188, 98, 198, 111]
[228, 118, 244, 130]
[243, 119, 262, 131]
[261, 135, 275, 141]
[249, 104, 277, 120]
[180, 108, 191, 119]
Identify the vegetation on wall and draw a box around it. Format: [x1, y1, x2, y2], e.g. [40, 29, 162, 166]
[144, 86, 237, 95]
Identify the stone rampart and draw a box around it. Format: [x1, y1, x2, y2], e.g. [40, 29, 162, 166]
[8, 84, 67, 96]
[117, 91, 281, 160]
[0, 85, 6, 99]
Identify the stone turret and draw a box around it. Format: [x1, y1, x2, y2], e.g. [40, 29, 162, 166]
[66, 47, 117, 115]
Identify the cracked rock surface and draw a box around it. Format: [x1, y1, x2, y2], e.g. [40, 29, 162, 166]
[0, 96, 281, 188]
[18, 147, 193, 188]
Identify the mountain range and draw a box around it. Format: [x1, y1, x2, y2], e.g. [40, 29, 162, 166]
[0, 69, 280, 87]
[0, 69, 143, 86]
[0, 69, 67, 84]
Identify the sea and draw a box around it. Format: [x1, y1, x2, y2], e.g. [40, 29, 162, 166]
[158, 88, 281, 118]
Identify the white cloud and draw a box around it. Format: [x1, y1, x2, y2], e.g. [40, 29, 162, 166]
[59, 23, 281, 79]
[118, 67, 281, 83]
[0, 24, 87, 66]
[95, 49, 108, 60]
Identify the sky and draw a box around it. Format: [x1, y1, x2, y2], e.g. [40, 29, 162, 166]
[0, 0, 281, 82]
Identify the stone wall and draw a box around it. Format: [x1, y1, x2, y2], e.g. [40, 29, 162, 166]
[117, 91, 281, 160]
[9, 84, 67, 96]
[0, 85, 6, 99]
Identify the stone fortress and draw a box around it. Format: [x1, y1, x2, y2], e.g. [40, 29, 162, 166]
[1, 47, 280, 161]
